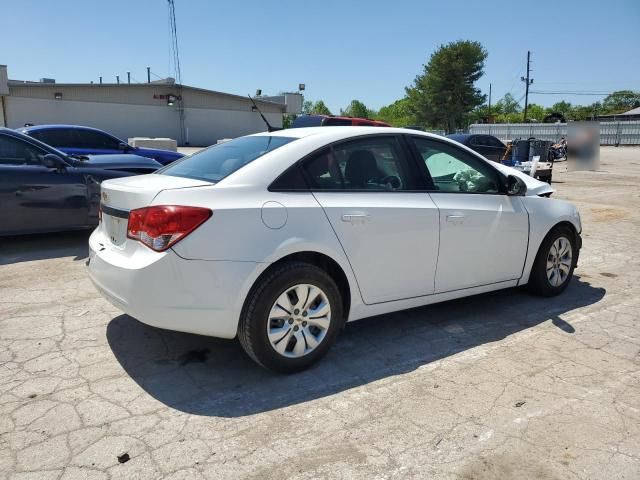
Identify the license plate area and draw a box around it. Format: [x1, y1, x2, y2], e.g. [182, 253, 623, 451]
[101, 204, 129, 246]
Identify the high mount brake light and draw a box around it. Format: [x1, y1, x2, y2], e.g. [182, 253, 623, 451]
[127, 205, 212, 252]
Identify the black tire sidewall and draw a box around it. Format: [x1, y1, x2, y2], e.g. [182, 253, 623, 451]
[241, 262, 343, 373]
[530, 226, 576, 296]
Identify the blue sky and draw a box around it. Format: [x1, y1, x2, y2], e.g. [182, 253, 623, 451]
[3, 0, 639, 113]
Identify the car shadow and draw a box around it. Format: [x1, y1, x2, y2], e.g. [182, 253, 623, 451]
[0, 230, 90, 266]
[106, 276, 605, 418]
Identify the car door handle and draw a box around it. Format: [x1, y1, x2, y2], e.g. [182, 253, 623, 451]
[342, 213, 370, 223]
[446, 214, 465, 224]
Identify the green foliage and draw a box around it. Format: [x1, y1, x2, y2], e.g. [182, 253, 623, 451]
[375, 98, 417, 127]
[602, 90, 640, 113]
[495, 93, 521, 115]
[406, 40, 487, 133]
[341, 99, 375, 119]
[311, 100, 332, 115]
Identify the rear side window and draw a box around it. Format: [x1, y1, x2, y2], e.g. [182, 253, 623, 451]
[301, 136, 415, 191]
[323, 118, 352, 126]
[160, 136, 296, 183]
[28, 129, 73, 148]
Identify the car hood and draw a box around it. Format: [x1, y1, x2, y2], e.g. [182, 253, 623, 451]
[77, 154, 162, 169]
[136, 147, 184, 159]
[493, 162, 554, 196]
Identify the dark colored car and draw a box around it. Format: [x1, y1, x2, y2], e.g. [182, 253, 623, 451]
[446, 134, 507, 162]
[292, 115, 390, 128]
[0, 128, 162, 236]
[18, 125, 184, 165]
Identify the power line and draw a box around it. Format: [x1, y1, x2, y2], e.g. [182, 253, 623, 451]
[530, 90, 612, 96]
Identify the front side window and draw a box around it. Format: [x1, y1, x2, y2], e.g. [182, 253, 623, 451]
[0, 135, 45, 165]
[411, 137, 501, 194]
[160, 135, 296, 183]
[302, 136, 413, 191]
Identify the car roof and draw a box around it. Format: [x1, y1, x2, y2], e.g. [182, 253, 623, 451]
[20, 124, 110, 134]
[253, 126, 445, 141]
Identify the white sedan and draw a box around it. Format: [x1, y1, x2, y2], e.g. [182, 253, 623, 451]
[88, 127, 582, 372]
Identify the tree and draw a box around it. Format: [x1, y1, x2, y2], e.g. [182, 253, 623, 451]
[376, 98, 416, 127]
[550, 101, 573, 118]
[602, 90, 640, 114]
[495, 93, 521, 115]
[301, 100, 314, 115]
[341, 99, 374, 119]
[406, 40, 487, 132]
[311, 100, 332, 115]
[525, 103, 545, 122]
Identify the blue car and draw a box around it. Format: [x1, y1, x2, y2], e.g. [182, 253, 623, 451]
[18, 124, 184, 165]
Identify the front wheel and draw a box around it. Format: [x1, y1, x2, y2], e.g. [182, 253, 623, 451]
[528, 226, 577, 296]
[238, 262, 344, 373]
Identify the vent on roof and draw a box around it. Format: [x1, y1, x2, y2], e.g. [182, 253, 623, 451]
[40, 78, 56, 84]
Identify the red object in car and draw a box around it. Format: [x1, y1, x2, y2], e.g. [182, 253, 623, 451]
[291, 115, 390, 128]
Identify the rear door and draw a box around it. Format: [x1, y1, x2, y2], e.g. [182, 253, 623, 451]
[408, 136, 529, 293]
[303, 135, 440, 304]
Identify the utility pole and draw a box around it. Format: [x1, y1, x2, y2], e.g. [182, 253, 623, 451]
[127, 71, 131, 84]
[116, 75, 120, 84]
[488, 83, 492, 121]
[146, 66, 151, 83]
[521, 51, 533, 122]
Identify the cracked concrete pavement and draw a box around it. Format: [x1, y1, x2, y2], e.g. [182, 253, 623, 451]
[1, 147, 639, 479]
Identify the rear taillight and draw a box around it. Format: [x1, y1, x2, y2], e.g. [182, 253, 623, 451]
[127, 205, 212, 252]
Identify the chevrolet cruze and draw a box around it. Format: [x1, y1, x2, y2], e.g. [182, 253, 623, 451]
[88, 127, 582, 372]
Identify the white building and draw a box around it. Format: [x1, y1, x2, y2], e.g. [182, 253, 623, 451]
[0, 65, 302, 146]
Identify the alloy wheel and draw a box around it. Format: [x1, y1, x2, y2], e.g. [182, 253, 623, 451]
[267, 284, 331, 358]
[546, 236, 573, 287]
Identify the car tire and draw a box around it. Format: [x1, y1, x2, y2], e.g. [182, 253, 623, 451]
[238, 261, 344, 373]
[528, 225, 577, 297]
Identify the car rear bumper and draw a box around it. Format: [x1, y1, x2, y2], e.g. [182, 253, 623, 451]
[87, 228, 261, 339]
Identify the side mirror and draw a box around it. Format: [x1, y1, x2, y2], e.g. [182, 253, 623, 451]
[42, 154, 66, 170]
[118, 142, 130, 151]
[507, 174, 527, 196]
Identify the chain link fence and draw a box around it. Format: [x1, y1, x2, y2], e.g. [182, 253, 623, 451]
[469, 121, 640, 146]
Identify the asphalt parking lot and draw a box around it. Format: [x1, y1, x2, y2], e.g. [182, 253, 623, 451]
[1, 147, 639, 480]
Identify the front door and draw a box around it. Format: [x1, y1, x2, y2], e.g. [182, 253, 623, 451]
[301, 136, 440, 304]
[409, 136, 529, 293]
[0, 134, 88, 234]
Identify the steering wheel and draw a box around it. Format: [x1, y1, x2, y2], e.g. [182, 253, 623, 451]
[379, 175, 402, 190]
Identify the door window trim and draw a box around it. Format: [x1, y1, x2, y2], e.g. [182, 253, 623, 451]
[269, 133, 431, 193]
[404, 134, 509, 195]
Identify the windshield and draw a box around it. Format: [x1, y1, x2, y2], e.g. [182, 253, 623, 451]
[159, 135, 296, 183]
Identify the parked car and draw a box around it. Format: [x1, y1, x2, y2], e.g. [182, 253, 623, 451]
[292, 115, 390, 128]
[446, 134, 507, 162]
[0, 128, 162, 236]
[88, 127, 581, 372]
[18, 125, 184, 165]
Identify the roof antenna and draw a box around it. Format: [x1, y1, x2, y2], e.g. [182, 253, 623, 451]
[248, 95, 282, 132]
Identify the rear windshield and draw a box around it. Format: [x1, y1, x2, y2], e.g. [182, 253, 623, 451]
[159, 135, 296, 183]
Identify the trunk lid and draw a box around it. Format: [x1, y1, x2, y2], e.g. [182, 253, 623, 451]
[100, 174, 211, 247]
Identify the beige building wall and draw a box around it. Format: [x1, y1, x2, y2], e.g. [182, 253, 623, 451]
[4, 83, 285, 146]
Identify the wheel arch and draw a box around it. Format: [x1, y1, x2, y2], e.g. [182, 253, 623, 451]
[240, 250, 353, 326]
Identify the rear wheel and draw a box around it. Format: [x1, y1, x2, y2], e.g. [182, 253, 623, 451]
[238, 262, 343, 373]
[528, 226, 576, 296]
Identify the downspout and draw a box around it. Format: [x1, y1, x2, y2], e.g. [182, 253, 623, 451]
[0, 96, 6, 127]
